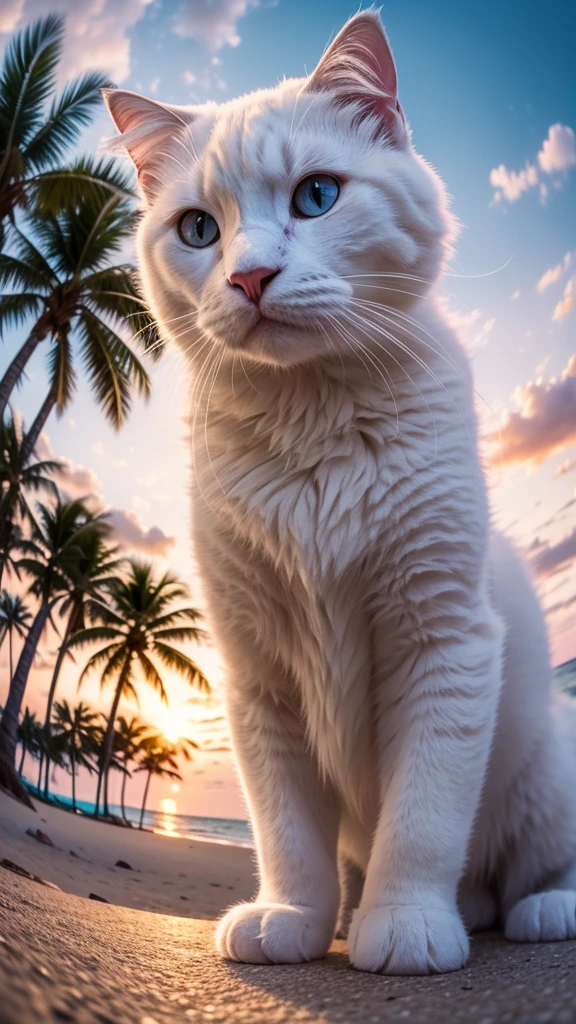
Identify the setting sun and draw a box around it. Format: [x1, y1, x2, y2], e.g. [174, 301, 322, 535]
[157, 710, 186, 745]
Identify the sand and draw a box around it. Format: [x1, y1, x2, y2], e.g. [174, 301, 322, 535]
[2, 789, 576, 1023]
[2, 868, 576, 1024]
[0, 789, 256, 918]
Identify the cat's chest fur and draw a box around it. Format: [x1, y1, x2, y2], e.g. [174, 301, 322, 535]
[202, 362, 446, 579]
[194, 358, 476, 811]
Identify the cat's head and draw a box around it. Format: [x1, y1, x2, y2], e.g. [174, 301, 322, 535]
[105, 11, 453, 368]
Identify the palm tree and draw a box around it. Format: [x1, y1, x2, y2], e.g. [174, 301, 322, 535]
[17, 706, 41, 778]
[0, 497, 102, 799]
[0, 193, 160, 449]
[0, 417, 59, 585]
[50, 700, 100, 812]
[0, 14, 132, 247]
[70, 561, 210, 818]
[113, 715, 154, 823]
[40, 529, 122, 797]
[0, 590, 32, 679]
[134, 741, 182, 830]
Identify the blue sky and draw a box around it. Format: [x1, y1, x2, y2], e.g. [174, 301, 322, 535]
[1, 1, 575, 815]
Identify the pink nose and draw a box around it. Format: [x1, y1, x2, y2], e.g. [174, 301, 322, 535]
[229, 266, 280, 303]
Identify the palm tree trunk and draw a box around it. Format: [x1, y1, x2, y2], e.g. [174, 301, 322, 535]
[0, 602, 48, 808]
[139, 770, 152, 830]
[94, 761, 103, 817]
[0, 319, 49, 424]
[20, 384, 57, 465]
[120, 765, 129, 823]
[37, 750, 44, 794]
[71, 750, 76, 812]
[42, 621, 71, 798]
[0, 602, 49, 765]
[100, 656, 130, 817]
[8, 627, 13, 681]
[18, 741, 26, 777]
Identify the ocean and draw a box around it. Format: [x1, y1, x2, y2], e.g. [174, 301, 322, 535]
[39, 793, 254, 847]
[555, 657, 576, 695]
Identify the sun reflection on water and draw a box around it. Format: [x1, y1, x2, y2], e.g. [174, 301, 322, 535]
[154, 796, 178, 837]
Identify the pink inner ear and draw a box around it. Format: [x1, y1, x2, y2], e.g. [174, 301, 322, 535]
[345, 20, 398, 101]
[307, 14, 406, 141]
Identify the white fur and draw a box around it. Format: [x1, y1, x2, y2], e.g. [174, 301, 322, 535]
[106, 11, 576, 975]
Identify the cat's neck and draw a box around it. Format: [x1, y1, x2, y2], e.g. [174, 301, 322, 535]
[188, 296, 473, 466]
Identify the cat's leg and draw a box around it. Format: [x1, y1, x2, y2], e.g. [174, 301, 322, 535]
[505, 864, 576, 942]
[216, 681, 340, 964]
[348, 608, 503, 975]
[336, 853, 365, 939]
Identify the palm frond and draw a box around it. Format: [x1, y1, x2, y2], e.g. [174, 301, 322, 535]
[0, 15, 63, 153]
[77, 642, 122, 687]
[152, 625, 208, 644]
[0, 293, 43, 336]
[68, 625, 123, 650]
[0, 252, 52, 292]
[136, 651, 168, 704]
[47, 328, 76, 412]
[152, 642, 211, 692]
[24, 71, 112, 170]
[78, 308, 151, 428]
[28, 156, 136, 216]
[10, 225, 59, 282]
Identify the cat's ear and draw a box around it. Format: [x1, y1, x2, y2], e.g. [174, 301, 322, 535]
[306, 11, 407, 144]
[103, 89, 194, 200]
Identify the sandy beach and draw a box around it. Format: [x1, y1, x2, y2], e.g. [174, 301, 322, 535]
[2, 789, 576, 1023]
[0, 789, 256, 918]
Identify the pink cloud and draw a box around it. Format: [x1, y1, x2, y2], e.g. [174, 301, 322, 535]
[106, 508, 175, 557]
[538, 124, 576, 174]
[487, 355, 576, 467]
[532, 527, 576, 576]
[489, 163, 537, 203]
[537, 252, 572, 293]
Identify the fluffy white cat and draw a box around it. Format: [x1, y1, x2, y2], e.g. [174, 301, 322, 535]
[105, 11, 576, 975]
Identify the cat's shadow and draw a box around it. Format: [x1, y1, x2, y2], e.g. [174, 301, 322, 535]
[222, 933, 515, 1021]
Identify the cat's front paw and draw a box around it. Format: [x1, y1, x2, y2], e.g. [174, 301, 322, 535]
[348, 902, 469, 975]
[215, 901, 333, 964]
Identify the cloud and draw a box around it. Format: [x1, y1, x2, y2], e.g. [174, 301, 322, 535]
[487, 355, 576, 467]
[489, 163, 537, 203]
[511, 290, 521, 301]
[0, 2, 23, 33]
[531, 527, 576, 576]
[537, 252, 572, 293]
[537, 124, 576, 174]
[37, 432, 174, 557]
[553, 276, 575, 321]
[37, 433, 103, 500]
[554, 457, 576, 479]
[471, 316, 495, 352]
[173, 0, 260, 51]
[106, 508, 176, 557]
[0, 0, 154, 82]
[183, 70, 197, 85]
[490, 123, 576, 204]
[545, 590, 576, 616]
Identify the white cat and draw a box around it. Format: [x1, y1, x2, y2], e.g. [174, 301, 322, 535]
[105, 11, 576, 975]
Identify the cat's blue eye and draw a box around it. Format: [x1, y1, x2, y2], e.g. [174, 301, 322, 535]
[292, 174, 340, 218]
[178, 209, 220, 248]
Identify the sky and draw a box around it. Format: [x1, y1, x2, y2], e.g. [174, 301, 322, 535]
[1, 0, 575, 820]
